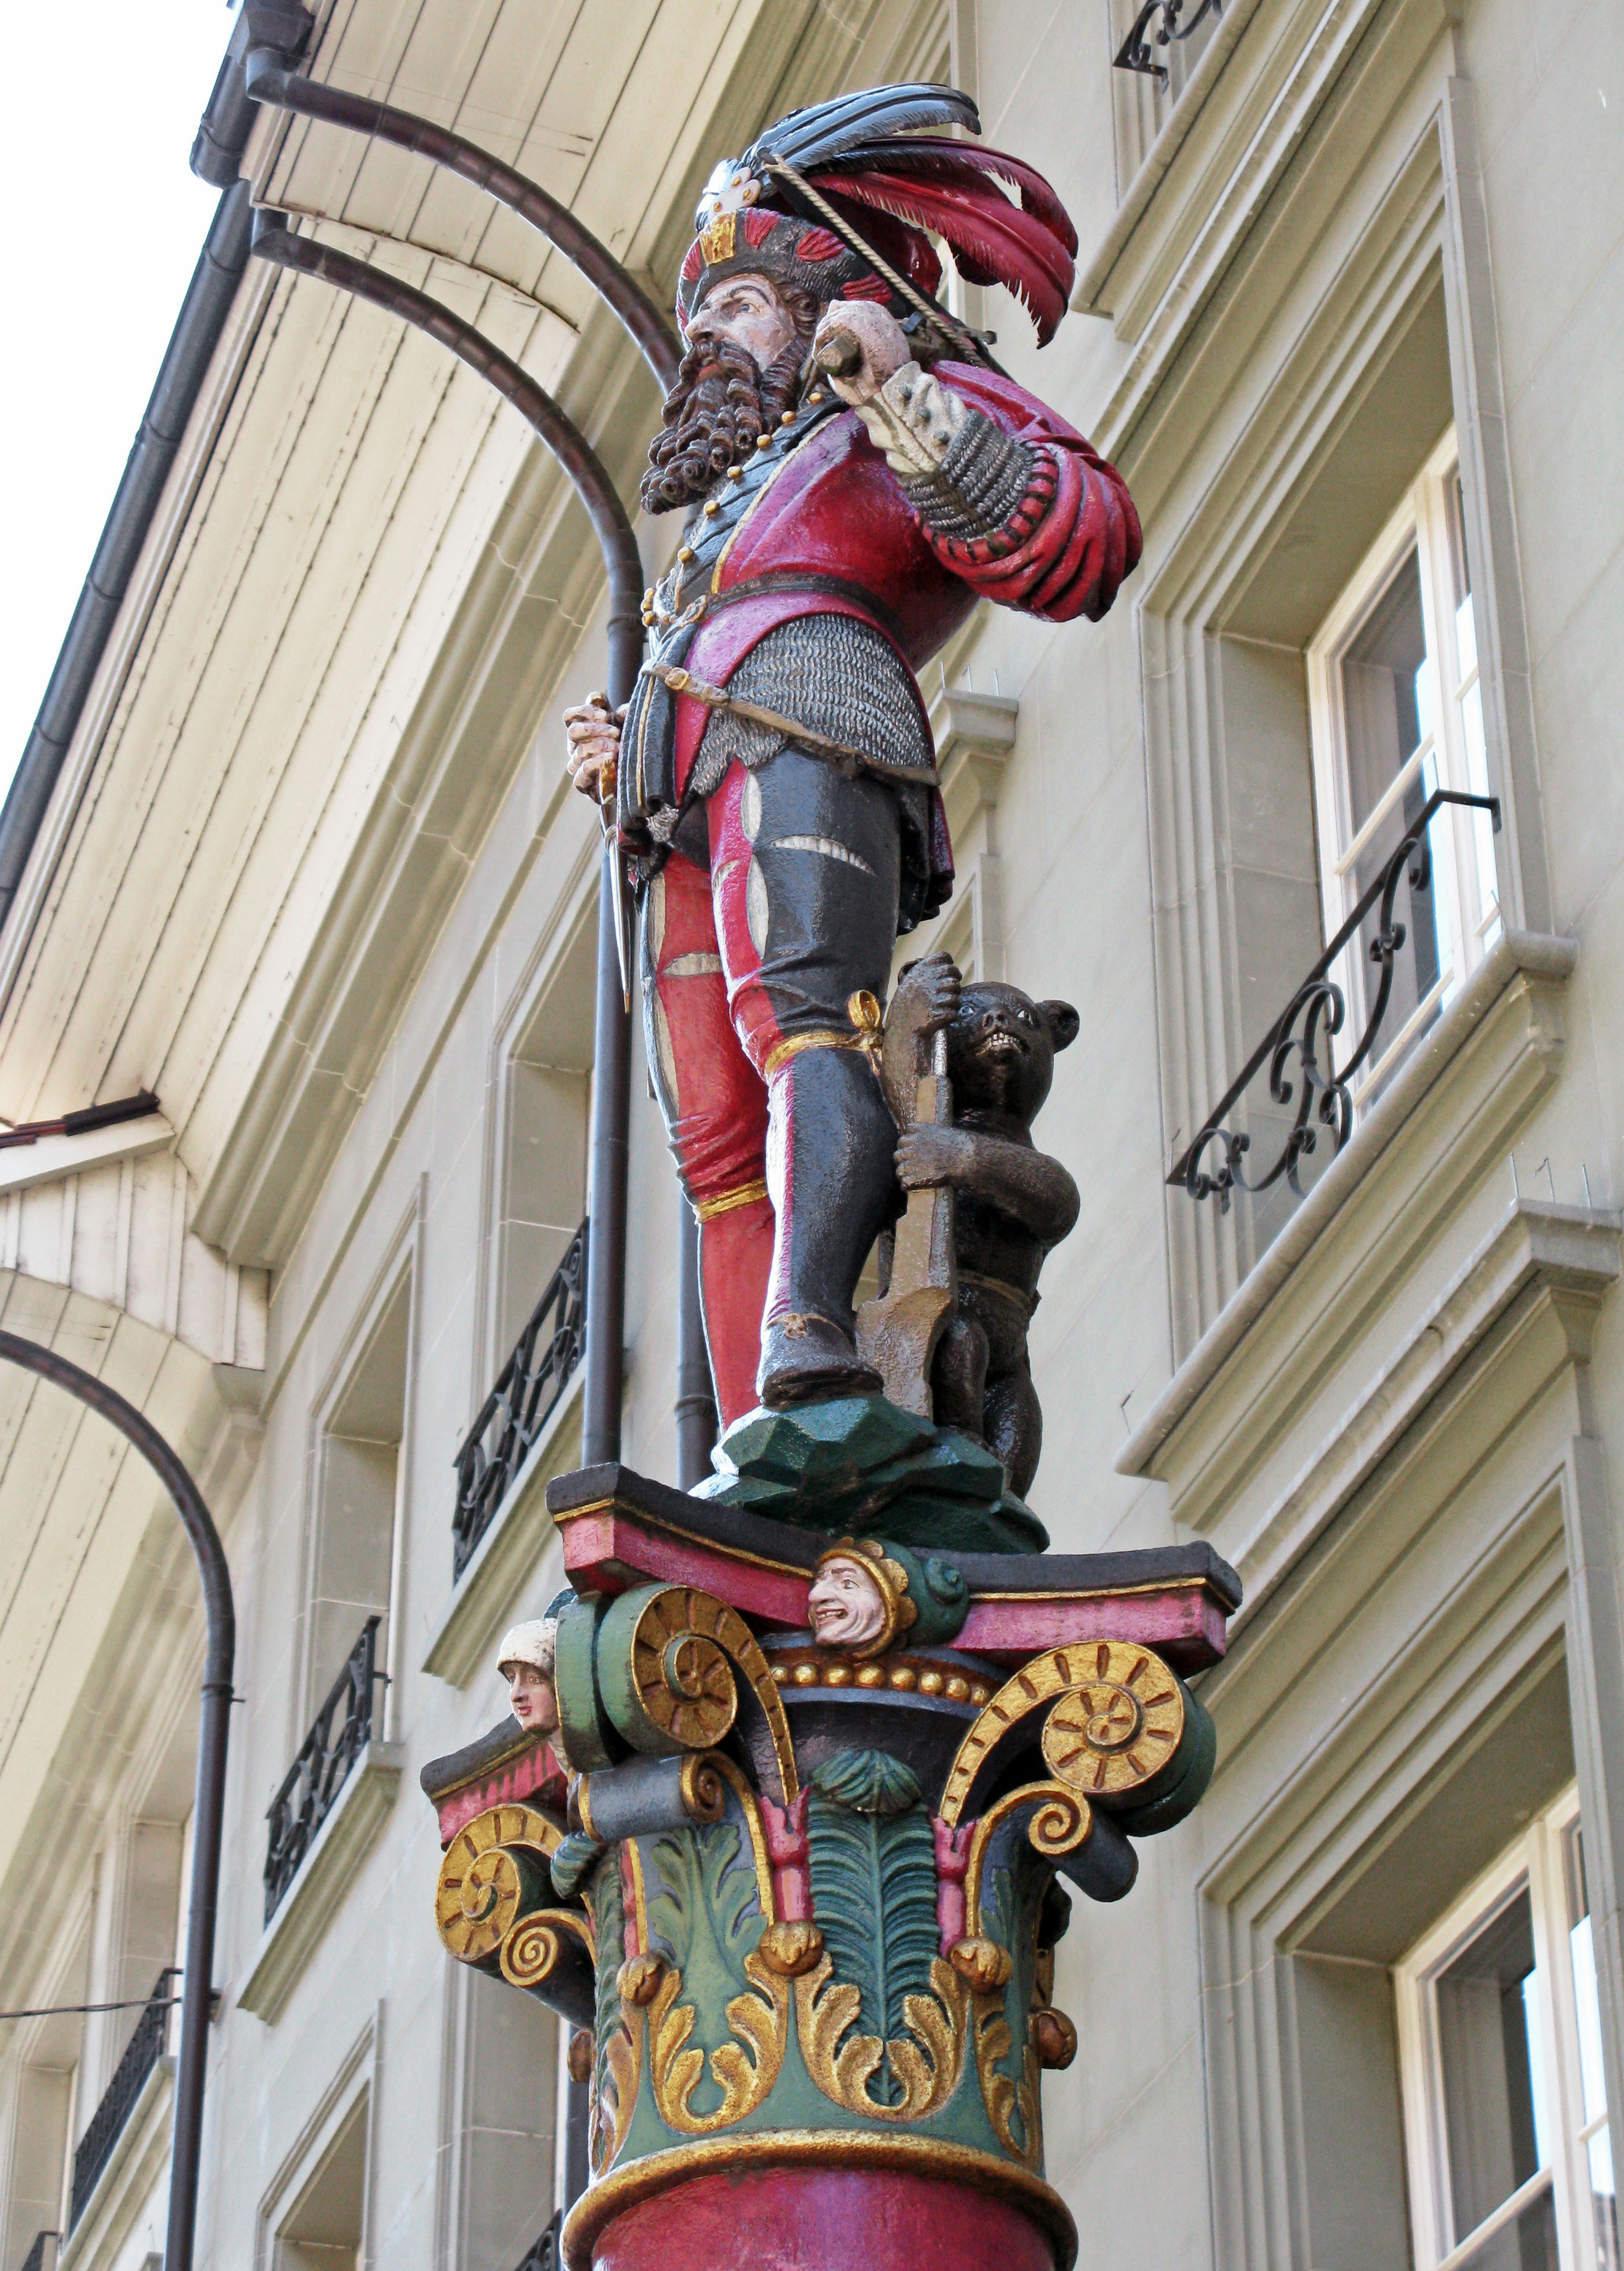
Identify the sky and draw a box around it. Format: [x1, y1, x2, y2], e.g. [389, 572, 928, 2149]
[0, 4, 236, 799]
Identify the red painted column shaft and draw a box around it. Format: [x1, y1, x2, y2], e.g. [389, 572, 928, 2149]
[587, 2162, 1063, 2271]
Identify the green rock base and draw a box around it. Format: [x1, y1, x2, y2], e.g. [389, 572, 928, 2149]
[691, 1394, 1048, 1555]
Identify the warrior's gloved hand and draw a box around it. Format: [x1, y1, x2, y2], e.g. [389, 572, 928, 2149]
[563, 692, 625, 804]
[813, 303, 1041, 546]
[815, 303, 968, 479]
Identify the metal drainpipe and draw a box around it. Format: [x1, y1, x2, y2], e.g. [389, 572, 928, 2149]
[675, 1206, 717, 1487]
[0, 1332, 233, 2271]
[0, 181, 253, 935]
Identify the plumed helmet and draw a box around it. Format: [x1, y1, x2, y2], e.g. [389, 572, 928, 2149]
[496, 1618, 556, 1678]
[676, 82, 1079, 348]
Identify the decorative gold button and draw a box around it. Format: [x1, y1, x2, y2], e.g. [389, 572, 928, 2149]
[825, 1664, 853, 1688]
[855, 1665, 884, 1688]
[703, 499, 720, 515]
[808, 388, 825, 403]
[780, 409, 795, 425]
[727, 464, 743, 479]
[756, 433, 771, 449]
[944, 1674, 970, 1702]
[793, 1662, 818, 1686]
[678, 545, 694, 563]
[889, 1665, 918, 1691]
[918, 1669, 945, 1695]
[770, 1662, 788, 1684]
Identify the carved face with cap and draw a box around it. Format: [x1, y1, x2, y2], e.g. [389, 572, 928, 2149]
[806, 1539, 917, 1658]
[497, 1618, 559, 1736]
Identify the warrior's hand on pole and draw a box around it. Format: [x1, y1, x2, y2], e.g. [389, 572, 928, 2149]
[564, 692, 625, 806]
[812, 302, 911, 406]
[815, 304, 971, 481]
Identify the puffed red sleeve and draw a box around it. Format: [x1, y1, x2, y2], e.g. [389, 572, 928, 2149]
[897, 362, 1141, 623]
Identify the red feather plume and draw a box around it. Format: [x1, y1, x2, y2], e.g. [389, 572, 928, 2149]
[814, 160, 1075, 345]
[830, 137, 1078, 257]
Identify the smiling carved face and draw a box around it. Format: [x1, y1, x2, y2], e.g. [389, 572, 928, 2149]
[807, 1555, 889, 1650]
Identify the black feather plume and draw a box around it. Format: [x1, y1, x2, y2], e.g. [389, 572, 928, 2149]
[745, 84, 979, 173]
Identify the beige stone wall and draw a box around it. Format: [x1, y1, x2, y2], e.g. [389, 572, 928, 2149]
[1, 0, 1619, 2266]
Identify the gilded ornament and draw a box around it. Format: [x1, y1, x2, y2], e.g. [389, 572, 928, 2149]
[1040, 1642, 1184, 1797]
[940, 1639, 1183, 1826]
[793, 1951, 967, 2120]
[567, 2027, 595, 2084]
[434, 1804, 560, 1964]
[963, 1784, 1092, 1939]
[678, 1755, 727, 1823]
[757, 1919, 825, 1977]
[1033, 2007, 1078, 2069]
[972, 1990, 1042, 2165]
[598, 1584, 798, 1802]
[948, 1935, 1013, 1993]
[617, 1953, 667, 2006]
[646, 1953, 790, 2132]
[499, 1906, 594, 1992]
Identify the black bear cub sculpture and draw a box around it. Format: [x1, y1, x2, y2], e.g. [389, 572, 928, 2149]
[880, 954, 1080, 1500]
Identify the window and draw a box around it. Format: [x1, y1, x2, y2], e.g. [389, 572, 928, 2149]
[496, 909, 594, 1360]
[306, 1274, 409, 1718]
[1396, 1785, 1618, 2271]
[271, 2093, 367, 2271]
[1306, 426, 1500, 1100]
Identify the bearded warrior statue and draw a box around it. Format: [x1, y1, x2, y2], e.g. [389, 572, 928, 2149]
[565, 87, 1140, 1427]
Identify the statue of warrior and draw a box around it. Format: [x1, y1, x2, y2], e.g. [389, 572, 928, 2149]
[564, 86, 1139, 1426]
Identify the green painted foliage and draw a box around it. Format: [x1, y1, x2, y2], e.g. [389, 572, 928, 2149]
[643, 1822, 760, 1974]
[807, 1752, 940, 2106]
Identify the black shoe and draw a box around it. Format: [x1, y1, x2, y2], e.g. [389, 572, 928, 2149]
[757, 1314, 883, 1407]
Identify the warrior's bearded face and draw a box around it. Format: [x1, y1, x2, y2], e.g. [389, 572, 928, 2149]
[640, 271, 819, 514]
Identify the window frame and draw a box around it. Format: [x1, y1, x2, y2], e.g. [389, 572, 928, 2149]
[1394, 1782, 1607, 2271]
[1305, 424, 1501, 1105]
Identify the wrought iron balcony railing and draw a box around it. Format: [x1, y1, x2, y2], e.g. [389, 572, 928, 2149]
[68, 1967, 177, 2231]
[264, 1616, 383, 1923]
[1169, 788, 1501, 1210]
[514, 2212, 561, 2271]
[1115, 0, 1223, 81]
[453, 1220, 588, 1576]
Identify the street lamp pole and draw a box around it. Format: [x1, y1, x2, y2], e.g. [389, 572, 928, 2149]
[0, 1331, 232, 2271]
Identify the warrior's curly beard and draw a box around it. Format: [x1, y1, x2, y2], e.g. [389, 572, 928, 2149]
[639, 335, 807, 514]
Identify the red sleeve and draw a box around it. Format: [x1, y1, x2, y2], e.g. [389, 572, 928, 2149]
[906, 362, 1142, 623]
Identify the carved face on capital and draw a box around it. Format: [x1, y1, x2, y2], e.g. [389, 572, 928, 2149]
[497, 1618, 559, 1737]
[505, 1662, 558, 1734]
[807, 1554, 889, 1651]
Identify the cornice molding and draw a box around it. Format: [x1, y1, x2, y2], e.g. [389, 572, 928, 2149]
[1076, 0, 1452, 461]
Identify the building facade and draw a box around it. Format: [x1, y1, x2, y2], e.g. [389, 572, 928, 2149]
[0, 0, 1619, 2266]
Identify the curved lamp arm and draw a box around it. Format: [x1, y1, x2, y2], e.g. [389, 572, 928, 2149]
[0, 1329, 233, 2271]
[244, 49, 681, 395]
